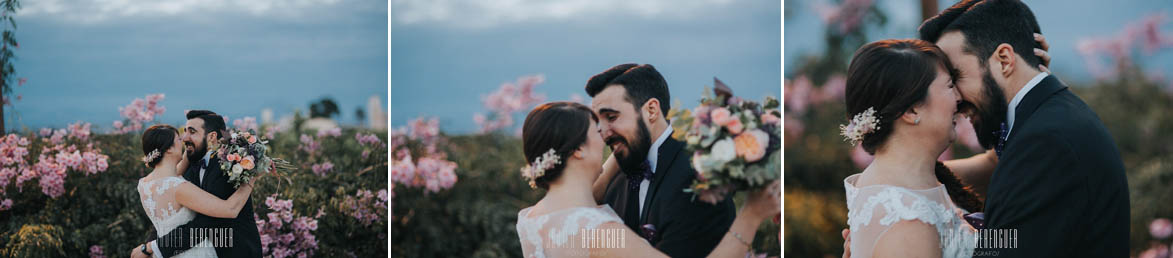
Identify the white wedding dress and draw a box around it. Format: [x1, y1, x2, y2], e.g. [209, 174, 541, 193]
[516, 204, 634, 258]
[138, 176, 217, 258]
[844, 174, 977, 258]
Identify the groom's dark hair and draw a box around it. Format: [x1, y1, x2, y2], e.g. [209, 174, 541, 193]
[918, 0, 1043, 68]
[186, 110, 227, 136]
[585, 63, 671, 115]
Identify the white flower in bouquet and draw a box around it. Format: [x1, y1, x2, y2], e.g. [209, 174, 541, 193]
[710, 138, 736, 164]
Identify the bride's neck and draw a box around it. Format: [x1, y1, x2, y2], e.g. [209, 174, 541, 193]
[542, 166, 596, 208]
[865, 140, 939, 188]
[150, 158, 180, 177]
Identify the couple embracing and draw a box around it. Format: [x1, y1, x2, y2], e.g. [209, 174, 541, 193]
[514, 64, 781, 258]
[841, 0, 1128, 257]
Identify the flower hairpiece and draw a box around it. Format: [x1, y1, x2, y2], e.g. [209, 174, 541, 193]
[839, 107, 881, 146]
[519, 149, 562, 189]
[141, 149, 162, 165]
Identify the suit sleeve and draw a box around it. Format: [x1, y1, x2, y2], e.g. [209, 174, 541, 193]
[983, 133, 1087, 257]
[653, 170, 737, 257]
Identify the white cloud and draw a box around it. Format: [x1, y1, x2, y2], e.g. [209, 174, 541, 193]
[18, 0, 346, 24]
[392, 0, 734, 28]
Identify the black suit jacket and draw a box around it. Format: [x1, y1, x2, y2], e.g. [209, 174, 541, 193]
[601, 136, 737, 258]
[982, 75, 1129, 257]
[152, 156, 263, 258]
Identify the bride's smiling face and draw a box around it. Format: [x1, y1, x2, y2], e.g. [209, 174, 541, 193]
[908, 66, 963, 149]
[576, 121, 605, 172]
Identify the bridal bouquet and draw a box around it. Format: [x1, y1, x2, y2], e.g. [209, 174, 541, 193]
[214, 129, 292, 188]
[668, 78, 781, 204]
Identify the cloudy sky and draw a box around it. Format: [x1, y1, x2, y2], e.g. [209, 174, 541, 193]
[9, 0, 387, 130]
[390, 0, 782, 134]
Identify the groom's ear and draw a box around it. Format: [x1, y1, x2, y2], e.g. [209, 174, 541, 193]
[993, 43, 1018, 78]
[642, 98, 661, 124]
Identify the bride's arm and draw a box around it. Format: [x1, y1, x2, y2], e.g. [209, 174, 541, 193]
[870, 221, 942, 258]
[174, 179, 256, 218]
[593, 153, 620, 203]
[943, 149, 997, 196]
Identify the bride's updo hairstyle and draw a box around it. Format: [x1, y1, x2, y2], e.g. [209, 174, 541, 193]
[521, 102, 598, 190]
[844, 39, 983, 212]
[845, 39, 958, 154]
[142, 124, 179, 168]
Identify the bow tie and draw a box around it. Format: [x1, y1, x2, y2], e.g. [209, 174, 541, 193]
[625, 161, 653, 191]
[994, 122, 1008, 157]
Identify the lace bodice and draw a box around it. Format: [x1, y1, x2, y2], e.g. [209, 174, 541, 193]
[516, 205, 627, 258]
[844, 174, 977, 258]
[137, 176, 216, 258]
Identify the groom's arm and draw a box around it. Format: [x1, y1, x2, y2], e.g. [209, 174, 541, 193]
[656, 189, 736, 257]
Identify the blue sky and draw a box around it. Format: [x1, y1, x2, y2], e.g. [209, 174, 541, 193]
[391, 0, 783, 135]
[8, 0, 387, 131]
[785, 0, 1173, 81]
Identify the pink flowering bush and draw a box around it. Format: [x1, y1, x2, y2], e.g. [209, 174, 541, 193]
[341, 189, 387, 226]
[1077, 13, 1173, 80]
[255, 194, 321, 258]
[390, 117, 457, 194]
[473, 75, 547, 134]
[112, 94, 166, 134]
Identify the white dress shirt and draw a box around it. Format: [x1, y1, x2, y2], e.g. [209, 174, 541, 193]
[1005, 72, 1049, 137]
[638, 125, 674, 216]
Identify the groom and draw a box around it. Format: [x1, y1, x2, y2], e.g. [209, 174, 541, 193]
[132, 110, 263, 258]
[587, 63, 737, 257]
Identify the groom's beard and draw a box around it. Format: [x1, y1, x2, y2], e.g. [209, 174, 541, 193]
[608, 116, 653, 173]
[970, 69, 1010, 150]
[186, 140, 208, 162]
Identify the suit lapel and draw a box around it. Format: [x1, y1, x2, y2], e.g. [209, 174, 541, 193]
[640, 137, 683, 224]
[1008, 75, 1066, 140]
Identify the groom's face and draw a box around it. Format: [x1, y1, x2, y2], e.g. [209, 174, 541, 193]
[938, 31, 1010, 149]
[591, 85, 653, 171]
[182, 118, 209, 160]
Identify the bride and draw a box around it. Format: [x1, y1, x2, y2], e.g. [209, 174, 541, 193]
[514, 102, 780, 258]
[839, 39, 983, 258]
[135, 124, 256, 258]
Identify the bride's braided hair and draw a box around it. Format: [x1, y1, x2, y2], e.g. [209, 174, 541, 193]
[845, 39, 983, 212]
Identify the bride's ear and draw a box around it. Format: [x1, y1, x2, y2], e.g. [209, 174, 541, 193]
[901, 106, 921, 126]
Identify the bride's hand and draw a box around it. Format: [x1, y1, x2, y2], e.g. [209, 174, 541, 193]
[1035, 33, 1052, 73]
[741, 180, 781, 221]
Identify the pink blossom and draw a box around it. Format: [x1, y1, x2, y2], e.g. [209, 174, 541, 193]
[475, 75, 547, 133]
[315, 127, 341, 138]
[89, 245, 105, 258]
[0, 199, 11, 210]
[1151, 218, 1173, 239]
[311, 161, 334, 177]
[234, 116, 259, 132]
[785, 76, 812, 114]
[114, 94, 166, 134]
